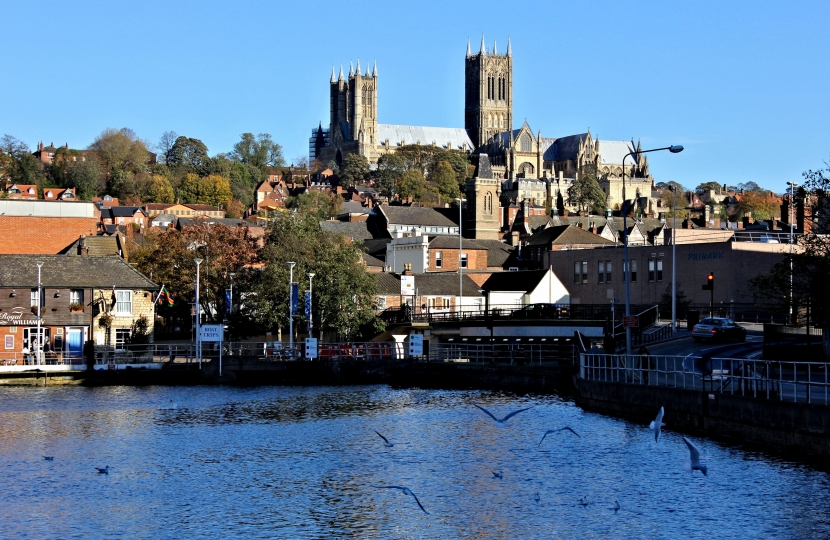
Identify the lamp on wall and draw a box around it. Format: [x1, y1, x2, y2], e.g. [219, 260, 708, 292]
[9, 290, 16, 297]
[54, 291, 60, 298]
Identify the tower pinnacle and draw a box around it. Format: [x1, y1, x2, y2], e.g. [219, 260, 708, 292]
[466, 37, 471, 57]
[330, 66, 336, 83]
[356, 57, 361, 75]
[493, 39, 497, 55]
[373, 59, 377, 77]
[349, 61, 354, 77]
[507, 37, 512, 57]
[480, 34, 486, 55]
[338, 65, 344, 81]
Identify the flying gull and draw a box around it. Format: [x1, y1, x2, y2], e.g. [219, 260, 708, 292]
[372, 485, 429, 514]
[474, 404, 532, 424]
[375, 431, 394, 447]
[649, 406, 665, 442]
[538, 426, 581, 446]
[682, 437, 708, 476]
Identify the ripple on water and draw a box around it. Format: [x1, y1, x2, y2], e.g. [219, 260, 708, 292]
[0, 385, 827, 539]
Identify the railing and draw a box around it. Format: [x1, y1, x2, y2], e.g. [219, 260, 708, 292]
[580, 353, 830, 405]
[382, 303, 658, 325]
[436, 342, 575, 365]
[0, 351, 85, 366]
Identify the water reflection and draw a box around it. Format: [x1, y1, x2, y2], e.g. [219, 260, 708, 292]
[0, 385, 828, 539]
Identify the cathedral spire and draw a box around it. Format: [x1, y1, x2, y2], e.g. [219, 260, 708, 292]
[330, 66, 336, 83]
[366, 63, 371, 77]
[466, 37, 471, 57]
[507, 36, 512, 57]
[480, 34, 486, 55]
[373, 59, 377, 77]
[338, 64, 344, 81]
[493, 39, 498, 55]
[349, 61, 354, 77]
[356, 57, 361, 76]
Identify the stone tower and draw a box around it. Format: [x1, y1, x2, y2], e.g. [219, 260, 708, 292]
[465, 35, 513, 149]
[465, 154, 502, 240]
[328, 59, 378, 165]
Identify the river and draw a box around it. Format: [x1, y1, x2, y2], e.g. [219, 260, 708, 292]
[1, 385, 828, 539]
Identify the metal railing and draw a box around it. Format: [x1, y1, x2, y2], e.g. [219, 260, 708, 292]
[0, 352, 85, 366]
[436, 342, 575, 365]
[382, 303, 658, 325]
[580, 353, 830, 405]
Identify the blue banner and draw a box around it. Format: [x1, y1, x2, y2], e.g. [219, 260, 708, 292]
[225, 290, 231, 313]
[291, 283, 299, 316]
[305, 291, 312, 330]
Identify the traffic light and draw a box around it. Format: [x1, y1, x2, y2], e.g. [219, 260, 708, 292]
[702, 272, 714, 290]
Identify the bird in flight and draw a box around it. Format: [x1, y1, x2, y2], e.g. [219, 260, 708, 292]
[538, 426, 581, 446]
[649, 406, 666, 442]
[682, 437, 708, 476]
[96, 466, 110, 474]
[375, 431, 395, 447]
[474, 403, 532, 424]
[43, 456, 54, 461]
[372, 485, 429, 514]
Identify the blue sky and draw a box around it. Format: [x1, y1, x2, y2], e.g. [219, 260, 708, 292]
[1, 0, 827, 194]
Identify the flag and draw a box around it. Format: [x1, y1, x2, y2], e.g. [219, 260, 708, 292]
[157, 286, 174, 307]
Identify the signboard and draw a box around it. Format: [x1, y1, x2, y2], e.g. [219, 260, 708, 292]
[0, 307, 42, 326]
[400, 275, 415, 296]
[408, 334, 423, 356]
[291, 283, 299, 315]
[199, 324, 224, 342]
[623, 316, 639, 328]
[305, 338, 318, 359]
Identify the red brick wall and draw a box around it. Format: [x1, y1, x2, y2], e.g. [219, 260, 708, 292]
[428, 248, 488, 271]
[0, 217, 100, 254]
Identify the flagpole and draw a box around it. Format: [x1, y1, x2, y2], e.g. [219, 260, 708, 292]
[153, 284, 166, 304]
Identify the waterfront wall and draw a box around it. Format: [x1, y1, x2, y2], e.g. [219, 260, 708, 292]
[576, 378, 830, 459]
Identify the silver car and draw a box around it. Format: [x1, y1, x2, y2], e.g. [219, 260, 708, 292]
[692, 317, 747, 342]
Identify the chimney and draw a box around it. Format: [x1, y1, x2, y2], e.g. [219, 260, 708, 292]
[522, 199, 529, 225]
[510, 231, 520, 246]
[704, 205, 711, 225]
[403, 263, 413, 276]
[79, 234, 89, 256]
[743, 216, 753, 228]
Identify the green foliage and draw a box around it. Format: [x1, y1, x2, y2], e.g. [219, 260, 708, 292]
[339, 153, 370, 187]
[375, 153, 406, 197]
[567, 173, 606, 214]
[169, 136, 210, 175]
[397, 168, 426, 200]
[230, 133, 285, 169]
[177, 173, 232, 206]
[286, 190, 342, 220]
[694, 181, 724, 195]
[127, 316, 151, 345]
[249, 212, 381, 340]
[63, 158, 103, 200]
[429, 160, 460, 201]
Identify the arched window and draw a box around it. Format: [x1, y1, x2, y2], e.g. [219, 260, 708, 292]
[518, 162, 535, 178]
[520, 134, 532, 152]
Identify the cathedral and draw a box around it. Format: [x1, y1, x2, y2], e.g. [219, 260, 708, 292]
[312, 37, 659, 213]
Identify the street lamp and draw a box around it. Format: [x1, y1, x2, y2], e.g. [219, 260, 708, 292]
[228, 272, 235, 315]
[287, 261, 296, 352]
[622, 145, 683, 357]
[307, 272, 315, 340]
[454, 197, 466, 315]
[668, 183, 679, 334]
[36, 261, 44, 365]
[194, 258, 203, 368]
[787, 181, 798, 324]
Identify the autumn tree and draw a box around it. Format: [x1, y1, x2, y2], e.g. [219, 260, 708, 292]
[397, 168, 426, 200]
[659, 181, 688, 219]
[147, 175, 175, 203]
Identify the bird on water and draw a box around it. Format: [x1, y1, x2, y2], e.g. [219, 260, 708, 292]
[96, 466, 110, 474]
[43, 456, 54, 461]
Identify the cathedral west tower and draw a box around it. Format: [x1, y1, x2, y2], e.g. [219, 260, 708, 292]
[465, 35, 513, 149]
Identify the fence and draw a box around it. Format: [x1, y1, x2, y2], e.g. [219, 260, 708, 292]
[436, 341, 575, 365]
[0, 351, 85, 366]
[580, 353, 830, 405]
[382, 303, 659, 325]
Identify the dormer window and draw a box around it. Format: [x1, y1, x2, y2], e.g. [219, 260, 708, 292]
[28, 188, 35, 194]
[45, 191, 53, 198]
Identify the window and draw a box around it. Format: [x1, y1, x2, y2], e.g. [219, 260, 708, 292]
[521, 134, 532, 152]
[598, 261, 605, 284]
[115, 290, 132, 314]
[648, 259, 655, 282]
[115, 329, 131, 350]
[631, 260, 638, 283]
[435, 251, 443, 268]
[657, 259, 663, 282]
[70, 289, 84, 305]
[582, 261, 588, 284]
[460, 254, 468, 269]
[30, 289, 43, 308]
[377, 296, 387, 309]
[574, 262, 581, 284]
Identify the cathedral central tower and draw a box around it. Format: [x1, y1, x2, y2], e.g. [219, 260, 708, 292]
[465, 35, 513, 149]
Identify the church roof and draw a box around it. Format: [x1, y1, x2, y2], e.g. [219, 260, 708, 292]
[377, 125, 473, 150]
[598, 140, 638, 165]
[542, 134, 587, 161]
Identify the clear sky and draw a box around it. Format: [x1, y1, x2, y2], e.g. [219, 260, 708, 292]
[1, 0, 828, 194]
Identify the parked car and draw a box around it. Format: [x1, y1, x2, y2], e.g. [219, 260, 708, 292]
[511, 303, 568, 320]
[692, 317, 747, 342]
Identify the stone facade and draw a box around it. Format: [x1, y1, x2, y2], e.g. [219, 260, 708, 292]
[91, 287, 157, 348]
[465, 154, 502, 240]
[465, 36, 513, 149]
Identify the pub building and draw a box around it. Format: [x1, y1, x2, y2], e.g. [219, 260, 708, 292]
[0, 255, 158, 364]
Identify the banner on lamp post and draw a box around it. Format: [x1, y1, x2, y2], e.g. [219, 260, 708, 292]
[290, 283, 299, 316]
[304, 290, 312, 331]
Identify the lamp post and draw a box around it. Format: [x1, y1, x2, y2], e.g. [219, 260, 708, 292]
[307, 272, 315, 340]
[787, 181, 798, 324]
[454, 197, 466, 315]
[228, 272, 235, 314]
[194, 258, 203, 368]
[622, 145, 683, 357]
[36, 261, 44, 365]
[669, 184, 678, 334]
[288, 261, 296, 352]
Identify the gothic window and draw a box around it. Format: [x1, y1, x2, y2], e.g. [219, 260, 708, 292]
[520, 134, 532, 152]
[518, 162, 534, 177]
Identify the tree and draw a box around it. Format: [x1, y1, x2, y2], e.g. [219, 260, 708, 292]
[737, 181, 763, 193]
[397, 168, 425, 200]
[168, 136, 210, 175]
[248, 212, 381, 340]
[64, 158, 103, 200]
[375, 153, 406, 197]
[339, 153, 370, 187]
[88, 127, 151, 174]
[430, 160, 460, 201]
[230, 133, 285, 169]
[286, 190, 342, 220]
[147, 174, 175, 203]
[178, 173, 201, 204]
[695, 181, 724, 195]
[659, 182, 689, 219]
[224, 199, 244, 219]
[659, 282, 691, 319]
[567, 173, 607, 214]
[156, 131, 178, 165]
[737, 190, 779, 220]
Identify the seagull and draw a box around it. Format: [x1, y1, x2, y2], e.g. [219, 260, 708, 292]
[492, 470, 503, 479]
[96, 466, 110, 474]
[474, 403, 532, 425]
[538, 426, 581, 445]
[649, 407, 666, 442]
[611, 500, 620, 513]
[683, 437, 707, 476]
[375, 431, 395, 447]
[43, 456, 54, 461]
[372, 485, 428, 514]
[579, 496, 589, 507]
[534, 492, 541, 503]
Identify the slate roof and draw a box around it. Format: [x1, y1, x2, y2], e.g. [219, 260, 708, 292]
[320, 220, 373, 241]
[481, 269, 549, 293]
[526, 224, 617, 247]
[377, 124, 473, 150]
[428, 236, 485, 250]
[469, 240, 514, 267]
[598, 140, 638, 165]
[0, 255, 157, 289]
[375, 206, 458, 228]
[357, 238, 391, 260]
[363, 253, 385, 268]
[63, 236, 120, 257]
[528, 216, 552, 232]
[339, 201, 368, 214]
[375, 273, 483, 296]
[106, 206, 145, 218]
